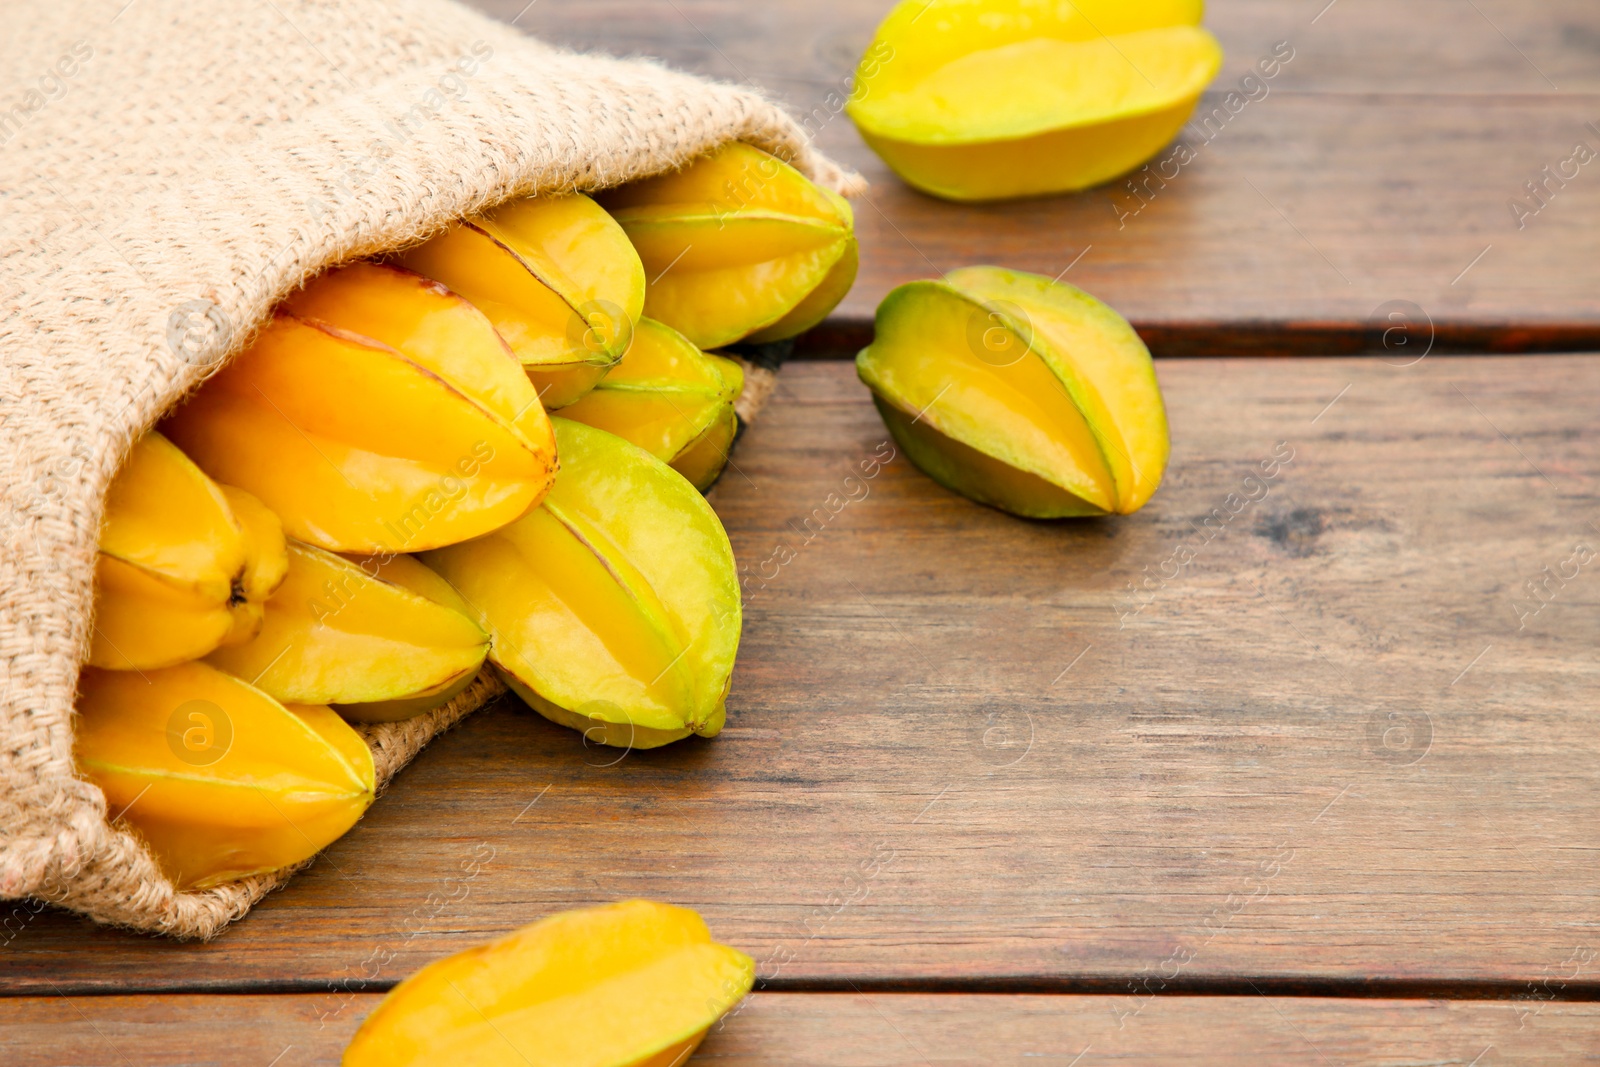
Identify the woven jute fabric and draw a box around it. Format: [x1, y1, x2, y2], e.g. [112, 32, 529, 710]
[0, 0, 855, 938]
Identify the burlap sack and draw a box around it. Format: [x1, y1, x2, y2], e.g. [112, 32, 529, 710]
[0, 0, 857, 938]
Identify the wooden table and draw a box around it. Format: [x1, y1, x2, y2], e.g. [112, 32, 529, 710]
[8, 2, 1600, 1063]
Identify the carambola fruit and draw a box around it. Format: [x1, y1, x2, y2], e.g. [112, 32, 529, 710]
[204, 541, 489, 723]
[342, 900, 754, 1067]
[393, 193, 646, 409]
[601, 143, 857, 349]
[216, 484, 293, 646]
[421, 419, 741, 749]
[74, 661, 374, 890]
[847, 0, 1224, 200]
[162, 263, 558, 554]
[91, 432, 289, 670]
[559, 317, 745, 492]
[857, 265, 1168, 518]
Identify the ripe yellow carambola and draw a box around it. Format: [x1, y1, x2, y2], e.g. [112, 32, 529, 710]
[847, 0, 1224, 200]
[74, 661, 374, 890]
[91, 432, 288, 670]
[204, 541, 489, 723]
[600, 143, 857, 349]
[343, 900, 754, 1067]
[421, 419, 741, 749]
[857, 266, 1168, 518]
[216, 485, 292, 645]
[162, 263, 558, 554]
[393, 193, 645, 409]
[559, 317, 744, 492]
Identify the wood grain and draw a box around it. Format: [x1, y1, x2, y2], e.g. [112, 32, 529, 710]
[10, 5, 1599, 1063]
[6, 992, 1598, 1066]
[9, 357, 1598, 996]
[463, 0, 1600, 353]
[485, 0, 1600, 96]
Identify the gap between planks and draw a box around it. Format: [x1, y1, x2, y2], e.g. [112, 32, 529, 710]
[793, 319, 1600, 360]
[16, 975, 1600, 1001]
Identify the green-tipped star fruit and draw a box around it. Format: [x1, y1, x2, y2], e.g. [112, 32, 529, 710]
[559, 317, 744, 492]
[204, 541, 489, 723]
[421, 419, 740, 748]
[600, 143, 857, 349]
[857, 265, 1168, 517]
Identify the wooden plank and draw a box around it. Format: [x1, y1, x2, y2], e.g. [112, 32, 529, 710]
[1, 995, 359, 1067]
[488, 0, 1600, 96]
[5, 992, 1599, 1066]
[462, 0, 1600, 352]
[7, 356, 1599, 993]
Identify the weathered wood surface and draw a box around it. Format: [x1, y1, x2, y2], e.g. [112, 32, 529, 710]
[8, 356, 1598, 995]
[10, 8, 1600, 1061]
[7, 992, 1599, 1066]
[459, 0, 1600, 352]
